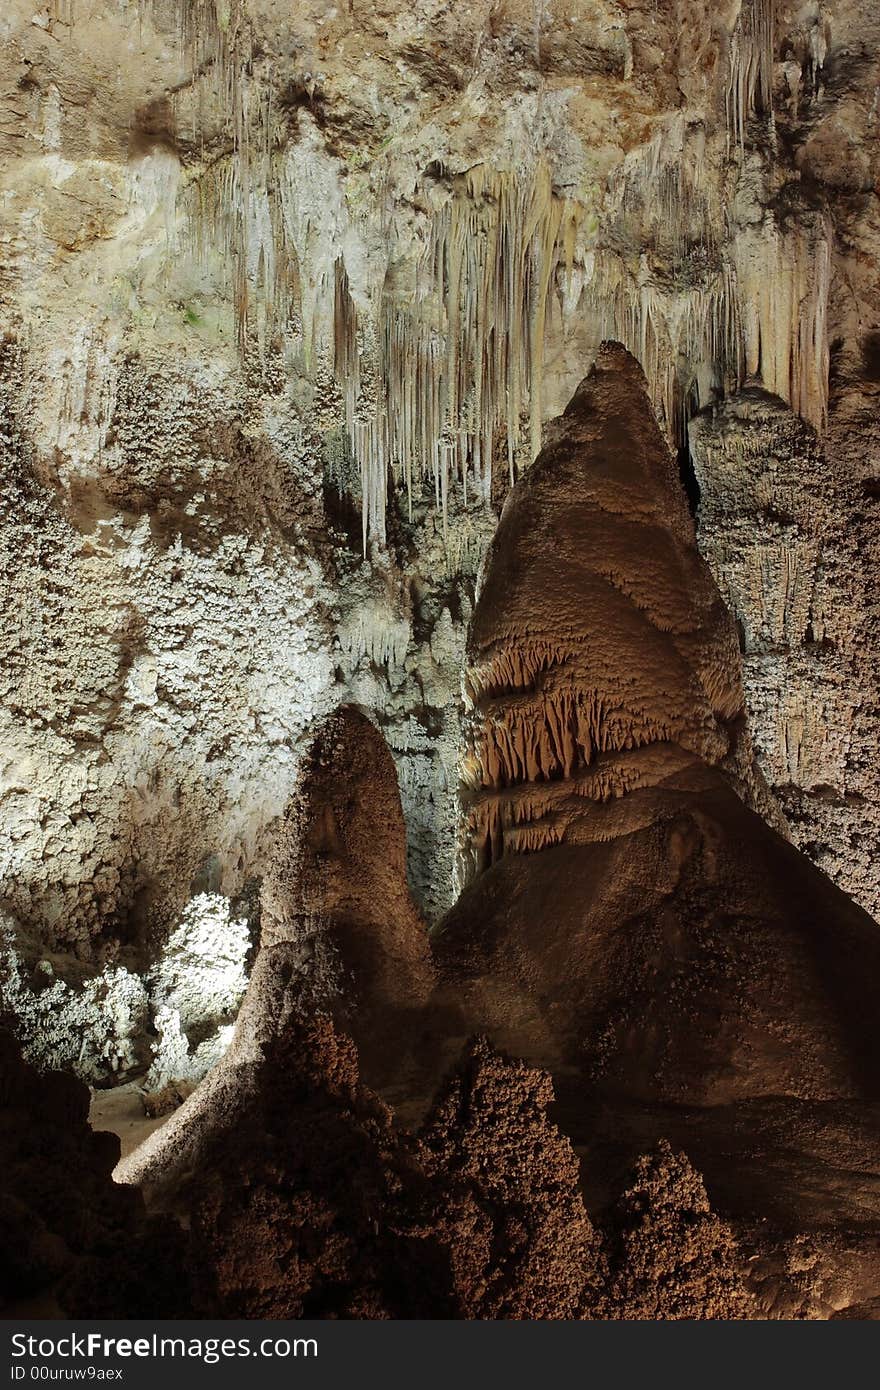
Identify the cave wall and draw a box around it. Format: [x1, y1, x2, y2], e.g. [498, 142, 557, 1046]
[0, 0, 877, 1081]
[690, 386, 880, 917]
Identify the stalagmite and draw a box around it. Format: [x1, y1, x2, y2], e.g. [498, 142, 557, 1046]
[259, 705, 434, 1076]
[434, 345, 880, 1119]
[455, 342, 763, 883]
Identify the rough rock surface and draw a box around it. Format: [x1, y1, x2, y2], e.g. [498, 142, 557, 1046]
[600, 1140, 754, 1320]
[690, 388, 880, 918]
[113, 946, 752, 1320]
[260, 705, 433, 1075]
[187, 1021, 609, 1320]
[0, 0, 878, 1076]
[187, 1011, 417, 1320]
[0, 1027, 187, 1318]
[416, 1037, 608, 1320]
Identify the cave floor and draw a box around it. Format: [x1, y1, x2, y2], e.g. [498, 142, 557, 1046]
[89, 1083, 169, 1169]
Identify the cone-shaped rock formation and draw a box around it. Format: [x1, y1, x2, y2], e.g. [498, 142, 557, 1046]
[435, 344, 880, 1110]
[122, 705, 431, 1185]
[261, 704, 434, 1077]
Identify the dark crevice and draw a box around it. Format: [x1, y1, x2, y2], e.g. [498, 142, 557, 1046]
[677, 442, 701, 518]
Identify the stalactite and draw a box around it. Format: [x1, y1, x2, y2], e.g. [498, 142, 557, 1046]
[50, 0, 75, 25]
[176, 124, 583, 546]
[337, 607, 410, 672]
[726, 0, 776, 150]
[576, 207, 829, 441]
[325, 162, 583, 545]
[466, 656, 680, 804]
[417, 165, 578, 506]
[579, 252, 731, 441]
[732, 214, 831, 432]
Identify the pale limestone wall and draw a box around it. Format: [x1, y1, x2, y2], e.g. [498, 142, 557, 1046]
[690, 388, 880, 919]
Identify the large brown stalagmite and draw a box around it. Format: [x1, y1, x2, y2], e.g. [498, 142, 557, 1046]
[456, 340, 776, 886]
[435, 344, 880, 1110]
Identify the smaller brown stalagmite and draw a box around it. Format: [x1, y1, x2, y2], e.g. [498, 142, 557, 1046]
[261, 705, 434, 1057]
[121, 704, 433, 1188]
[435, 343, 880, 1113]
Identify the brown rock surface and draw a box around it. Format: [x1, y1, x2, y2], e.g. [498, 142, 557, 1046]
[187, 1021, 610, 1319]
[600, 1140, 755, 1320]
[0, 1027, 187, 1318]
[260, 704, 433, 1076]
[435, 345, 880, 1111]
[128, 965, 610, 1318]
[416, 1037, 607, 1319]
[126, 981, 750, 1319]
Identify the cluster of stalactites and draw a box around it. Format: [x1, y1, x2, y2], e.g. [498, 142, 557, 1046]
[330, 165, 584, 550]
[143, 0, 833, 546]
[733, 216, 830, 434]
[185, 159, 829, 537]
[144, 0, 251, 102]
[581, 217, 830, 443]
[458, 634, 704, 885]
[50, 0, 76, 24]
[134, 0, 596, 545]
[581, 253, 742, 445]
[180, 147, 583, 550]
[136, 0, 300, 358]
[183, 133, 303, 357]
[465, 683, 673, 796]
[726, 0, 777, 150]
